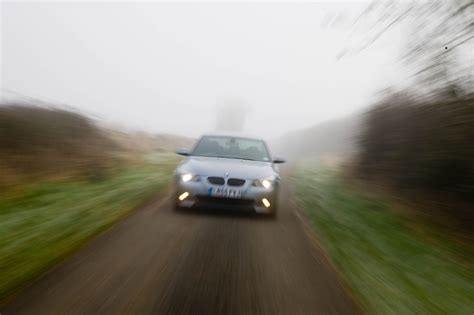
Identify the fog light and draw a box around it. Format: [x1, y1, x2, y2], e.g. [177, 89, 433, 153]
[178, 192, 189, 201]
[262, 198, 271, 208]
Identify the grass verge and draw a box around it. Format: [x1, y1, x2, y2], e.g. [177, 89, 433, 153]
[292, 163, 474, 314]
[0, 153, 178, 301]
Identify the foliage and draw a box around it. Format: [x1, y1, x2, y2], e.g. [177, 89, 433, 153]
[293, 165, 474, 314]
[0, 156, 177, 300]
[356, 93, 474, 230]
[339, 0, 473, 96]
[0, 103, 117, 184]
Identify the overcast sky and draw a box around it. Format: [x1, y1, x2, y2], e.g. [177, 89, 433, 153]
[1, 1, 404, 139]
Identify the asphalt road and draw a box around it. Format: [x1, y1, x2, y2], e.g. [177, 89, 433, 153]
[3, 181, 359, 315]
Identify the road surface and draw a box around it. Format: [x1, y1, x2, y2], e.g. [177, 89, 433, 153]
[3, 181, 359, 314]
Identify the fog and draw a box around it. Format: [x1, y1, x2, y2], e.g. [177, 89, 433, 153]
[1, 1, 404, 139]
[1, 2, 473, 313]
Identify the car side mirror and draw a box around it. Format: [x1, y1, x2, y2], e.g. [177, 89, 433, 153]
[273, 156, 286, 164]
[176, 148, 190, 156]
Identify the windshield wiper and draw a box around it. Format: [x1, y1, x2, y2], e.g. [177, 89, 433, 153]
[237, 157, 259, 161]
[209, 155, 259, 161]
[194, 154, 266, 162]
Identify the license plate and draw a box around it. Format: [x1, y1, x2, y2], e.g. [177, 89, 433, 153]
[210, 187, 242, 199]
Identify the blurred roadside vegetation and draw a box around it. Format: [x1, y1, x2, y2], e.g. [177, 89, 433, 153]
[330, 0, 474, 236]
[291, 1, 473, 312]
[293, 165, 473, 314]
[0, 103, 183, 301]
[355, 92, 474, 235]
[0, 103, 192, 189]
[0, 104, 118, 187]
[350, 0, 473, 236]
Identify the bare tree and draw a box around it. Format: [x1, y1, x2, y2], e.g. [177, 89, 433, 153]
[338, 0, 474, 97]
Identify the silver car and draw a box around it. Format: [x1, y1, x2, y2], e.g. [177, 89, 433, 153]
[174, 134, 285, 216]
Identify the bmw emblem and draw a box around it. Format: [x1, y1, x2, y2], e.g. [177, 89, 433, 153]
[225, 172, 230, 178]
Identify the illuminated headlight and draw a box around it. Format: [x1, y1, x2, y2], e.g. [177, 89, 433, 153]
[181, 173, 199, 182]
[261, 179, 272, 189]
[182, 173, 193, 182]
[254, 178, 274, 189]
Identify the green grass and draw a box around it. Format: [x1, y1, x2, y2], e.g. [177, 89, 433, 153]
[0, 154, 178, 300]
[292, 163, 474, 314]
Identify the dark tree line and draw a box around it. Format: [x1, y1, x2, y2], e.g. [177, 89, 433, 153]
[357, 92, 474, 229]
[0, 103, 116, 184]
[350, 0, 474, 230]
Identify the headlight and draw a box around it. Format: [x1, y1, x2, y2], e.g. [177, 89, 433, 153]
[182, 173, 193, 182]
[254, 177, 274, 189]
[261, 179, 272, 189]
[181, 173, 199, 182]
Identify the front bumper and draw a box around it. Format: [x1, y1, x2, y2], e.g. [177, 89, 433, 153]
[175, 178, 278, 214]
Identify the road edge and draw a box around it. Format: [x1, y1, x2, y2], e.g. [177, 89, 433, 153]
[285, 167, 365, 314]
[0, 184, 173, 308]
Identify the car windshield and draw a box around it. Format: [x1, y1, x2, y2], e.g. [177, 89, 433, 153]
[192, 136, 271, 162]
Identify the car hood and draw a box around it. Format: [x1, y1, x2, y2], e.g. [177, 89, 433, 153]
[179, 156, 275, 179]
